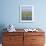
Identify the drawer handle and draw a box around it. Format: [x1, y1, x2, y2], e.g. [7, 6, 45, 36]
[32, 39, 36, 40]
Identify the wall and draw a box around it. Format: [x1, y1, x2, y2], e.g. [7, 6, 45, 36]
[0, 0, 46, 44]
[0, 0, 46, 29]
[0, 0, 40, 29]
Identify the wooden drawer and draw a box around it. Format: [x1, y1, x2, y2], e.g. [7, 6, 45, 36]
[31, 44, 44, 46]
[3, 42, 23, 46]
[3, 32, 23, 36]
[24, 32, 44, 36]
[32, 36, 45, 44]
[3, 35, 23, 44]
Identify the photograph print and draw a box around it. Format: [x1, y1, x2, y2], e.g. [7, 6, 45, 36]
[20, 5, 34, 22]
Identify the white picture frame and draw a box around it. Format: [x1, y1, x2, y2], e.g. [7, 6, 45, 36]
[20, 5, 34, 22]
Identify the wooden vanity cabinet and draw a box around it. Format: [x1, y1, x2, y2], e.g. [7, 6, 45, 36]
[2, 31, 45, 46]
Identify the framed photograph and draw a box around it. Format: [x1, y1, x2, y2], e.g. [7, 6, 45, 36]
[20, 5, 34, 22]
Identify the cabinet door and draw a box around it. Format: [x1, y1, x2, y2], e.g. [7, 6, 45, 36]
[32, 36, 45, 46]
[24, 32, 45, 46]
[24, 33, 32, 46]
[3, 33, 23, 46]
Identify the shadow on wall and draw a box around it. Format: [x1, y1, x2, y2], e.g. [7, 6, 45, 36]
[0, 24, 7, 43]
